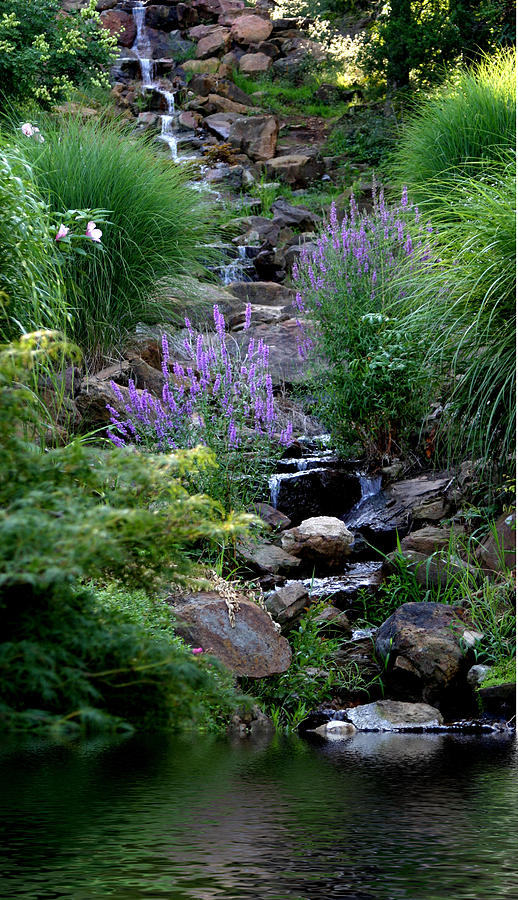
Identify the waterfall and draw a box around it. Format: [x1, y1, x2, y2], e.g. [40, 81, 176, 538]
[159, 115, 178, 161]
[132, 3, 155, 88]
[221, 246, 250, 285]
[358, 474, 382, 501]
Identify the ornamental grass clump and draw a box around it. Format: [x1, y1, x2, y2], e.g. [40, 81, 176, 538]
[108, 305, 293, 511]
[293, 185, 432, 457]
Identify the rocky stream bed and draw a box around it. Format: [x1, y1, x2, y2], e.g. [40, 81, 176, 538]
[66, 0, 517, 741]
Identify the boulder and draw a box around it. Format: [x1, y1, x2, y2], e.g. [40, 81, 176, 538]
[239, 52, 272, 74]
[228, 115, 278, 161]
[313, 720, 356, 739]
[238, 540, 301, 577]
[344, 472, 455, 553]
[475, 511, 516, 573]
[227, 281, 296, 307]
[230, 319, 308, 387]
[76, 377, 133, 427]
[270, 198, 319, 231]
[231, 14, 273, 44]
[270, 467, 361, 522]
[182, 57, 220, 74]
[145, 5, 180, 32]
[281, 516, 354, 569]
[100, 9, 136, 47]
[196, 27, 231, 58]
[177, 3, 199, 29]
[383, 548, 479, 591]
[188, 24, 221, 40]
[172, 592, 292, 678]
[178, 109, 203, 129]
[401, 525, 464, 556]
[206, 93, 249, 114]
[345, 700, 443, 732]
[264, 582, 309, 628]
[313, 606, 352, 636]
[265, 154, 326, 186]
[203, 111, 240, 139]
[467, 664, 493, 688]
[375, 602, 482, 705]
[228, 704, 274, 738]
[253, 502, 291, 531]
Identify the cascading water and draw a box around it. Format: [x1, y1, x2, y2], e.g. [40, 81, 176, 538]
[221, 246, 250, 285]
[132, 4, 155, 88]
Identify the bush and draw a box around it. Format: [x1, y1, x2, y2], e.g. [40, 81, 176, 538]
[0, 0, 117, 105]
[292, 186, 431, 457]
[11, 115, 216, 365]
[108, 306, 293, 511]
[391, 49, 516, 202]
[0, 332, 251, 733]
[0, 145, 67, 338]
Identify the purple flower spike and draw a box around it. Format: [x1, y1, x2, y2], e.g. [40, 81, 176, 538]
[244, 303, 252, 330]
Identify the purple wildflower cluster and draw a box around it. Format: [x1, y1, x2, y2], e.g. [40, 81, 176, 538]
[292, 183, 433, 358]
[107, 303, 293, 455]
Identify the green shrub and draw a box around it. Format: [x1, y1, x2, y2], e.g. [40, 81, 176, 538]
[0, 332, 251, 733]
[0, 0, 117, 105]
[293, 186, 430, 457]
[245, 601, 370, 731]
[391, 49, 516, 201]
[12, 115, 216, 365]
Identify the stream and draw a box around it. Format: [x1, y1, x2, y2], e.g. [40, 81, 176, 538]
[1, 732, 516, 900]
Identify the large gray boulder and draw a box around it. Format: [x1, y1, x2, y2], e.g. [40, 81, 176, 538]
[228, 115, 279, 161]
[375, 602, 483, 704]
[345, 700, 443, 732]
[281, 516, 354, 570]
[172, 591, 292, 677]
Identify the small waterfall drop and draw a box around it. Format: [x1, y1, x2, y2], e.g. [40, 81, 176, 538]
[359, 474, 382, 501]
[159, 115, 178, 161]
[221, 246, 250, 285]
[132, 4, 155, 88]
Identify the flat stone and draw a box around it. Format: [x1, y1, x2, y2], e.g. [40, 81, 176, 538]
[227, 281, 296, 307]
[265, 153, 325, 186]
[345, 700, 443, 732]
[401, 525, 464, 556]
[173, 592, 292, 678]
[203, 112, 240, 140]
[206, 93, 249, 114]
[238, 540, 301, 576]
[182, 57, 220, 74]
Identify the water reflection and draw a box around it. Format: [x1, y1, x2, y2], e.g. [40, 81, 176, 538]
[0, 732, 516, 899]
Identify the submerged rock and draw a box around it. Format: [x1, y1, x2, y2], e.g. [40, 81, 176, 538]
[172, 591, 292, 677]
[345, 700, 443, 732]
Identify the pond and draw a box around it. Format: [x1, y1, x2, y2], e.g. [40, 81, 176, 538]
[0, 732, 516, 900]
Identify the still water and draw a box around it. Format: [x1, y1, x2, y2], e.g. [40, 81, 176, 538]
[0, 732, 516, 900]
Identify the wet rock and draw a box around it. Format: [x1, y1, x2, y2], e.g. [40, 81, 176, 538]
[239, 52, 273, 74]
[345, 700, 443, 732]
[100, 9, 136, 47]
[297, 563, 383, 610]
[345, 472, 455, 553]
[238, 540, 301, 577]
[228, 114, 279, 161]
[265, 153, 325, 186]
[145, 5, 180, 32]
[196, 27, 231, 58]
[264, 582, 309, 628]
[313, 720, 356, 739]
[173, 592, 292, 677]
[231, 14, 273, 44]
[270, 467, 361, 522]
[375, 602, 482, 705]
[477, 681, 516, 718]
[475, 511, 516, 573]
[281, 516, 354, 570]
[228, 704, 274, 738]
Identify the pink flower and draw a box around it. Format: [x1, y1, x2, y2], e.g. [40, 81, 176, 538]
[21, 123, 34, 136]
[86, 221, 102, 243]
[55, 224, 70, 242]
[192, 647, 203, 655]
